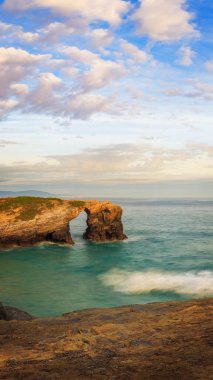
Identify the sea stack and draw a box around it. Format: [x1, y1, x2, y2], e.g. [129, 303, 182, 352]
[84, 201, 127, 242]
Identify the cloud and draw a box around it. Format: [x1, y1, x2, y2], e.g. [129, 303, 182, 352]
[50, 142, 213, 183]
[0, 47, 50, 98]
[164, 79, 213, 100]
[59, 45, 127, 91]
[33, 21, 84, 44]
[0, 99, 18, 119]
[0, 21, 39, 42]
[68, 93, 110, 119]
[59, 45, 98, 64]
[177, 45, 195, 66]
[3, 0, 130, 26]
[0, 19, 85, 45]
[132, 0, 199, 42]
[193, 81, 213, 99]
[0, 139, 21, 148]
[10, 83, 29, 96]
[0, 139, 20, 145]
[120, 39, 151, 64]
[87, 28, 114, 49]
[1, 142, 212, 186]
[79, 59, 126, 91]
[26, 72, 62, 112]
[0, 46, 48, 65]
[0, 43, 127, 120]
[0, 21, 11, 35]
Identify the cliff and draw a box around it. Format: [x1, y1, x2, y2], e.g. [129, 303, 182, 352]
[0, 298, 212, 379]
[0, 197, 127, 248]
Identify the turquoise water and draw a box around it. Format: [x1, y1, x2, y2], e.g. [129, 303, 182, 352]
[0, 199, 213, 317]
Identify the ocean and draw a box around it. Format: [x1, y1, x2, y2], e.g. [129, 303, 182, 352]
[0, 199, 213, 317]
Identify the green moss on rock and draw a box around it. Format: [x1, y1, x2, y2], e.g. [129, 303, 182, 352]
[0, 197, 63, 221]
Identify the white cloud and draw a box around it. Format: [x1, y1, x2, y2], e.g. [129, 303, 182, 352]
[10, 83, 29, 96]
[59, 46, 98, 64]
[4, 0, 130, 26]
[28, 72, 62, 106]
[0, 21, 11, 35]
[0, 21, 39, 42]
[164, 80, 213, 100]
[132, 0, 199, 42]
[177, 46, 195, 66]
[1, 142, 213, 185]
[121, 40, 151, 63]
[87, 28, 114, 49]
[0, 99, 18, 119]
[0, 20, 84, 45]
[59, 45, 126, 91]
[61, 67, 79, 78]
[68, 93, 110, 119]
[0, 44, 127, 120]
[0, 46, 47, 65]
[16, 30, 39, 43]
[35, 22, 81, 44]
[79, 59, 126, 91]
[0, 47, 50, 98]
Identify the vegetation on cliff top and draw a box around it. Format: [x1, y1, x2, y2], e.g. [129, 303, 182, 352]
[0, 197, 85, 221]
[68, 200, 85, 208]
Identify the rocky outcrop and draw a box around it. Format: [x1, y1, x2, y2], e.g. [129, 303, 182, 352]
[0, 302, 32, 321]
[0, 197, 127, 248]
[84, 201, 127, 242]
[0, 298, 212, 379]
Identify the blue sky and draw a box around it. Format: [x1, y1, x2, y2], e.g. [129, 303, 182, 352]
[0, 0, 212, 198]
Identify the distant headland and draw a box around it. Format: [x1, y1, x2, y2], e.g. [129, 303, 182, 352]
[0, 197, 127, 249]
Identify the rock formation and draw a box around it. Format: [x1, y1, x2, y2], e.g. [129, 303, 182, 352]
[0, 302, 32, 321]
[84, 201, 126, 242]
[0, 197, 127, 248]
[0, 298, 212, 379]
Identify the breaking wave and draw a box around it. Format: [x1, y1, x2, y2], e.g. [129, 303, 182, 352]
[100, 269, 213, 296]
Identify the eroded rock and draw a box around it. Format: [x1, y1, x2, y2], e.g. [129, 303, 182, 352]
[84, 201, 127, 241]
[0, 298, 212, 379]
[0, 197, 127, 248]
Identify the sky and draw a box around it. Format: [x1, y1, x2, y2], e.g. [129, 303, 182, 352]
[0, 0, 212, 198]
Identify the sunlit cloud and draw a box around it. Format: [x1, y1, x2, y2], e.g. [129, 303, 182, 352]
[3, 0, 130, 25]
[133, 0, 200, 42]
[1, 142, 213, 186]
[0, 0, 212, 196]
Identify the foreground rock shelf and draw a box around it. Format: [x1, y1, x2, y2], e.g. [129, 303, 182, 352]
[0, 298, 212, 379]
[0, 197, 127, 248]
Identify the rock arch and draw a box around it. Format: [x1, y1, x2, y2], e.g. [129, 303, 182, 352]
[0, 198, 127, 248]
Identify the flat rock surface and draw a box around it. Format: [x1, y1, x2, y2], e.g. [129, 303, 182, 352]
[0, 298, 212, 379]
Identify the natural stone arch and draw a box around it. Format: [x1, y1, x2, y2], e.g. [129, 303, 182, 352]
[0, 198, 127, 249]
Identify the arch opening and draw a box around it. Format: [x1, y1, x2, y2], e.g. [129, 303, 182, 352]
[69, 210, 88, 244]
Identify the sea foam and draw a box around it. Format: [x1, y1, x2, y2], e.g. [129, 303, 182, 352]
[100, 269, 213, 296]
